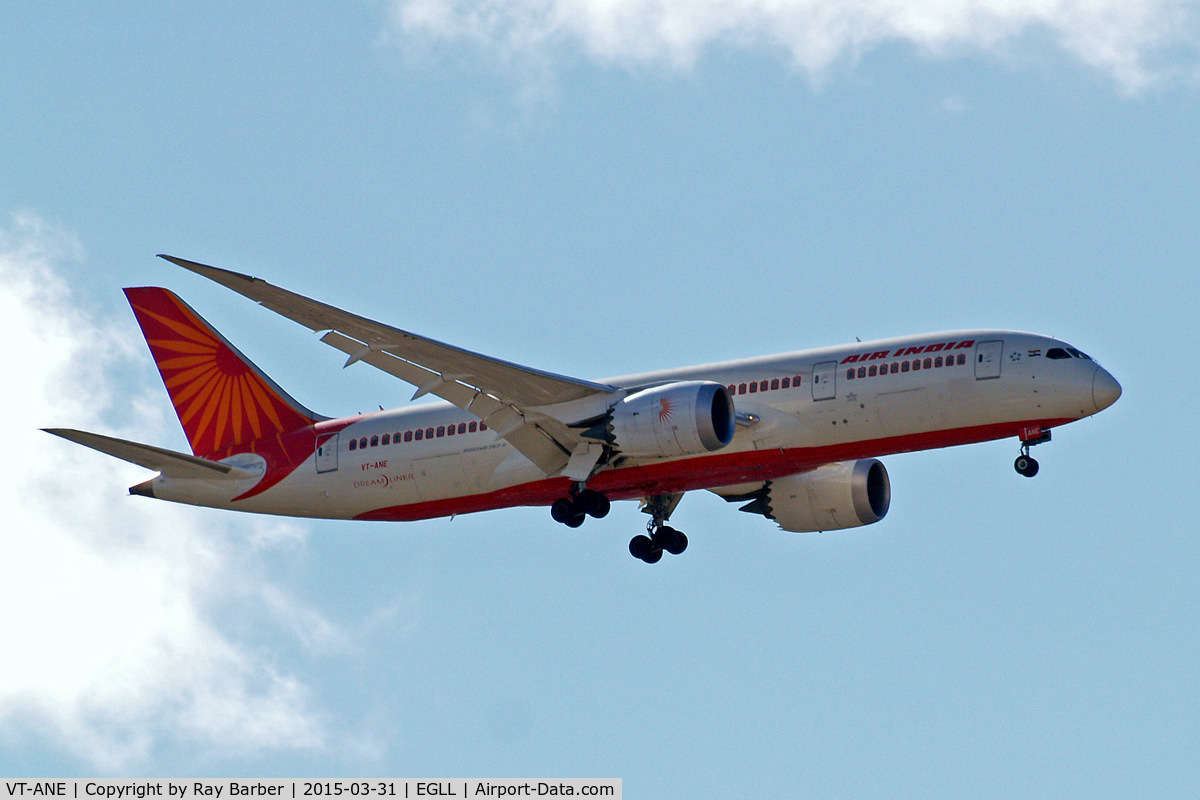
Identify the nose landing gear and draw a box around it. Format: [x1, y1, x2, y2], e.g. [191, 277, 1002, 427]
[1014, 428, 1052, 478]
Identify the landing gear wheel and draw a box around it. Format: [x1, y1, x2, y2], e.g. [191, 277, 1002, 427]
[629, 534, 661, 563]
[652, 526, 687, 555]
[1014, 454, 1039, 478]
[663, 528, 688, 555]
[551, 497, 577, 524]
[651, 526, 673, 548]
[629, 535, 650, 559]
[579, 490, 610, 519]
[565, 512, 586, 528]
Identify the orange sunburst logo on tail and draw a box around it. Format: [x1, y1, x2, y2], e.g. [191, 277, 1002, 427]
[124, 287, 316, 458]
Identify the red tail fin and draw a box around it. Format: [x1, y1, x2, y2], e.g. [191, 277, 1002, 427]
[125, 287, 320, 458]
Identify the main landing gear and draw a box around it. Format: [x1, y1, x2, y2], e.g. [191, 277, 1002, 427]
[550, 488, 689, 563]
[1014, 429, 1052, 478]
[550, 488, 610, 528]
[628, 522, 688, 564]
[629, 493, 687, 564]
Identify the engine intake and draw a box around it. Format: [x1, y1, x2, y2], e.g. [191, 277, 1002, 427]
[760, 459, 890, 532]
[609, 381, 735, 459]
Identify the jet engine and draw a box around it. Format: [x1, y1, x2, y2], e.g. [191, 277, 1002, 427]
[752, 459, 890, 532]
[607, 381, 735, 459]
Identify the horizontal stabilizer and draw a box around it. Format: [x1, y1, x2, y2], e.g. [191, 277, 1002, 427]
[43, 428, 261, 481]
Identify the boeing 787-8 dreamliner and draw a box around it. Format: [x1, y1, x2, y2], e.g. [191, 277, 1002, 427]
[47, 256, 1121, 563]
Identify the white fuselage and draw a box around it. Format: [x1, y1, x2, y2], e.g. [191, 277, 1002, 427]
[147, 330, 1118, 521]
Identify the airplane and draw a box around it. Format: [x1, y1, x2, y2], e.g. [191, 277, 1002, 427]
[45, 255, 1122, 563]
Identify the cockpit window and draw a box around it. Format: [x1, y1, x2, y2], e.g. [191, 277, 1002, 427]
[1066, 348, 1091, 360]
[1046, 348, 1071, 360]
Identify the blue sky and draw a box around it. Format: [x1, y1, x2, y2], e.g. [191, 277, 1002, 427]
[2, 1, 1197, 795]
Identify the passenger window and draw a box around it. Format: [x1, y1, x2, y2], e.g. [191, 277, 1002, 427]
[901, 361, 910, 372]
[857, 367, 866, 378]
[458, 423, 467, 434]
[369, 436, 378, 447]
[868, 365, 877, 377]
[846, 369, 855, 380]
[771, 379, 779, 390]
[924, 358, 932, 369]
[957, 354, 966, 365]
[436, 426, 445, 437]
[382, 434, 391, 445]
[759, 381, 767, 392]
[781, 377, 790, 389]
[480, 423, 487, 431]
[749, 382, 758, 392]
[912, 360, 921, 371]
[469, 422, 477, 433]
[793, 375, 802, 386]
[405, 431, 413, 442]
[415, 429, 423, 440]
[446, 425, 455, 436]
[934, 357, 943, 368]
[739, 383, 747, 394]
[891, 363, 899, 374]
[349, 439, 357, 451]
[728, 385, 736, 394]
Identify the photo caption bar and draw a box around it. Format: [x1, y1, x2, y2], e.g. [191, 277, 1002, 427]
[0, 782, 619, 800]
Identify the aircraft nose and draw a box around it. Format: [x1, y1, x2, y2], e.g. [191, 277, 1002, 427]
[1092, 366, 1122, 413]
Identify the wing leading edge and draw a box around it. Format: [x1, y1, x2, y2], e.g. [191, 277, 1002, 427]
[157, 255, 616, 475]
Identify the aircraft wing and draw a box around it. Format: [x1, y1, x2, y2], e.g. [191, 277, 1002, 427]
[43, 428, 261, 481]
[158, 255, 615, 475]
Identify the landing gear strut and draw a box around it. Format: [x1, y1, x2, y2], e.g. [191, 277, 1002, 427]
[550, 487, 610, 528]
[1014, 429, 1051, 478]
[630, 493, 687, 563]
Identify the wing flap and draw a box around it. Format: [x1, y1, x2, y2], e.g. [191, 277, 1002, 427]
[320, 330, 575, 474]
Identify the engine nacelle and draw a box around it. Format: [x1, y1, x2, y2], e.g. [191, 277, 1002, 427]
[765, 459, 891, 532]
[609, 381, 735, 459]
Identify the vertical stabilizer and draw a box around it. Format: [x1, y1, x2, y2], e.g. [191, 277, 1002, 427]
[124, 286, 322, 458]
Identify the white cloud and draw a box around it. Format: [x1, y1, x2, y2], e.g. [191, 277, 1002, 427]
[0, 213, 329, 771]
[388, 0, 1196, 90]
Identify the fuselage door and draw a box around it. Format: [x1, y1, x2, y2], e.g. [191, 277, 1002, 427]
[414, 452, 471, 501]
[316, 431, 339, 473]
[974, 340, 1003, 380]
[812, 361, 837, 401]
